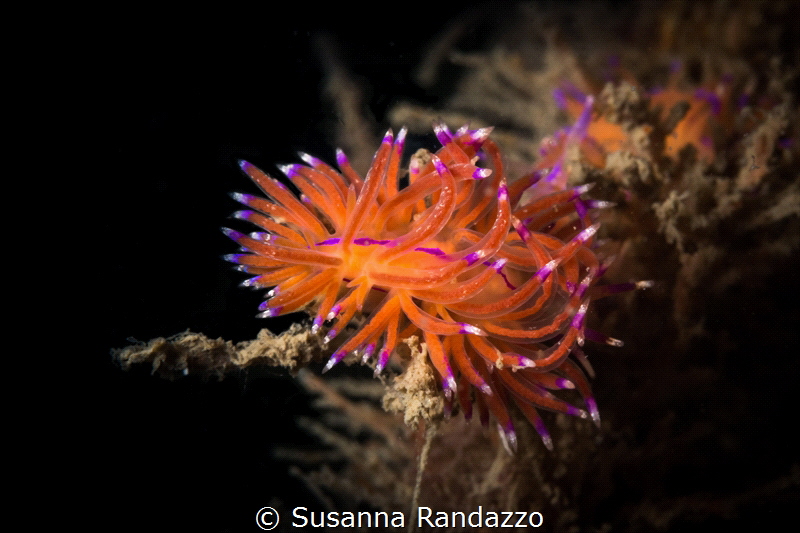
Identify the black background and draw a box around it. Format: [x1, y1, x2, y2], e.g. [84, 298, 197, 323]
[90, 5, 482, 532]
[64, 1, 800, 531]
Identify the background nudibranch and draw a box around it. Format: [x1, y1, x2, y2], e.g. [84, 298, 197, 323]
[224, 110, 636, 450]
[552, 61, 763, 168]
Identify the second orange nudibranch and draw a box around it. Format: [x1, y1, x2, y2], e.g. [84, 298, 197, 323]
[224, 113, 641, 450]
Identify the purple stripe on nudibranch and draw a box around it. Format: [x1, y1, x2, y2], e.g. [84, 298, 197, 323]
[571, 95, 594, 139]
[490, 260, 516, 290]
[464, 252, 484, 266]
[575, 199, 588, 220]
[496, 266, 516, 291]
[545, 161, 562, 184]
[353, 237, 391, 246]
[415, 247, 445, 256]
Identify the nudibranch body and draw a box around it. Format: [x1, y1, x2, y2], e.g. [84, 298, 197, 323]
[225, 114, 623, 450]
[553, 63, 749, 168]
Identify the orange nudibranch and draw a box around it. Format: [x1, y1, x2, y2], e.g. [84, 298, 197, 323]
[225, 114, 640, 449]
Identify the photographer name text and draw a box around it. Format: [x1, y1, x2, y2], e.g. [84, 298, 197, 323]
[289, 506, 543, 528]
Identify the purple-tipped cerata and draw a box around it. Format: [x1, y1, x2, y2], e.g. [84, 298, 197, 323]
[225, 120, 645, 450]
